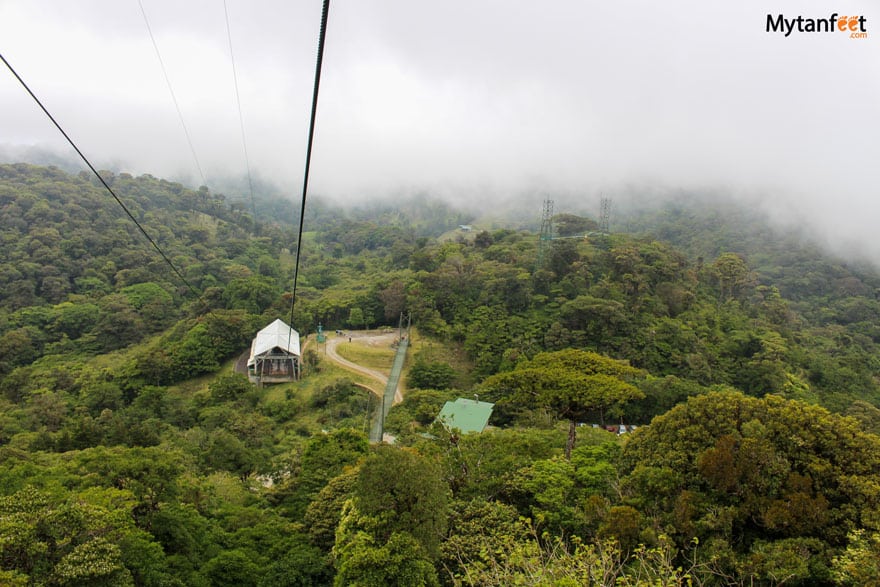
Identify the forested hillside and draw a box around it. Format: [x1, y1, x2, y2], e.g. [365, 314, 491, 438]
[1, 164, 880, 585]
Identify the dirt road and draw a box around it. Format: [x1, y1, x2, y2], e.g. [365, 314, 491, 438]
[324, 331, 404, 404]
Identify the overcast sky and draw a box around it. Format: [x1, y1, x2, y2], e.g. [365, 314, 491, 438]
[1, 1, 879, 254]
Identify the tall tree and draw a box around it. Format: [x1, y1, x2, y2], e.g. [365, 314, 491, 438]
[622, 391, 880, 582]
[483, 349, 644, 458]
[337, 446, 450, 559]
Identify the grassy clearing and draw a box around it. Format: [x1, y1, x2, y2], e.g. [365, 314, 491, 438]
[316, 362, 384, 396]
[303, 335, 385, 395]
[292, 360, 382, 399]
[334, 339, 396, 373]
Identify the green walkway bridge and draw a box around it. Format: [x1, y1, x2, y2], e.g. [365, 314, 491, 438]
[369, 314, 411, 443]
[369, 335, 408, 443]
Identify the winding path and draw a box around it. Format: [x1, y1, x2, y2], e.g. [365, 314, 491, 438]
[323, 331, 404, 404]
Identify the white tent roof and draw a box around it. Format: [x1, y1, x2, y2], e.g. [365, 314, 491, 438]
[248, 319, 300, 364]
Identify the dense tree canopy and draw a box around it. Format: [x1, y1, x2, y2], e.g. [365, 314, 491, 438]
[622, 391, 880, 582]
[484, 350, 644, 457]
[3, 164, 880, 584]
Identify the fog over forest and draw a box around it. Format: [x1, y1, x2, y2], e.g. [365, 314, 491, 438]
[3, 6, 880, 580]
[1, 1, 878, 257]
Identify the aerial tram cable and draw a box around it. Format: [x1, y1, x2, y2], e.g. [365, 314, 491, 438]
[136, 0, 208, 189]
[3, 0, 331, 333]
[222, 0, 259, 227]
[287, 0, 331, 345]
[0, 51, 207, 308]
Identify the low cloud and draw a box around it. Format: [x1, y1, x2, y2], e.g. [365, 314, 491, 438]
[1, 1, 878, 257]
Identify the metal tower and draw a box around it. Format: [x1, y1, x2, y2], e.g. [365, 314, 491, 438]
[599, 196, 612, 233]
[535, 198, 554, 269]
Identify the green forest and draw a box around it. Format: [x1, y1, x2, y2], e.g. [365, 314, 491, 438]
[2, 163, 880, 585]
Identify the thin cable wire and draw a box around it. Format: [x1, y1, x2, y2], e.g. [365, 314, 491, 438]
[287, 0, 330, 339]
[137, 0, 208, 188]
[223, 0, 258, 227]
[0, 51, 207, 307]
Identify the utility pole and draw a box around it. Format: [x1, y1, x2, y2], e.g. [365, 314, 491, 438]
[535, 198, 554, 270]
[599, 196, 612, 234]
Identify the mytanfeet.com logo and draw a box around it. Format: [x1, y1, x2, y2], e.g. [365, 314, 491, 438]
[766, 13, 868, 38]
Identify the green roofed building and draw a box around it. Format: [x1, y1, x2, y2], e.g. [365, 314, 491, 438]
[436, 398, 494, 434]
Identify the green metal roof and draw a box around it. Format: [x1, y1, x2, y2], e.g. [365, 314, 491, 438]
[436, 398, 494, 434]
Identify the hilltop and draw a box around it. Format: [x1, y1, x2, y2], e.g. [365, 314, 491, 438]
[2, 163, 880, 584]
